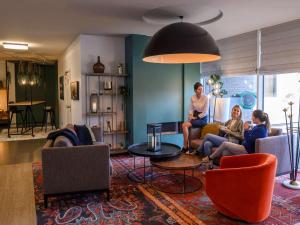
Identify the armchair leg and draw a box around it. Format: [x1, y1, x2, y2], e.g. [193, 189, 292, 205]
[106, 189, 110, 201]
[44, 194, 48, 208]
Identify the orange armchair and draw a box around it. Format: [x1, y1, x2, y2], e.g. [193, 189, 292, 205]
[205, 153, 277, 223]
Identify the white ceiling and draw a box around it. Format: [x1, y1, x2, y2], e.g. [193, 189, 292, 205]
[1, 0, 300, 61]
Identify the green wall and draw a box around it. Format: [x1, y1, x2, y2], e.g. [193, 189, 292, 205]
[125, 34, 201, 146]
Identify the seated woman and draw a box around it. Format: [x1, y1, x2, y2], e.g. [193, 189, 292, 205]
[198, 105, 244, 156]
[182, 82, 208, 152]
[202, 109, 270, 163]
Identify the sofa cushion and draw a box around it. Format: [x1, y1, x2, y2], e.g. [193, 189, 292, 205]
[53, 136, 73, 147]
[87, 126, 96, 142]
[269, 128, 282, 136]
[91, 126, 102, 142]
[201, 123, 220, 138]
[74, 125, 93, 145]
[47, 128, 80, 146]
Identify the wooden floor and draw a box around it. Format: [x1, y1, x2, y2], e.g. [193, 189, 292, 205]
[0, 139, 46, 166]
[0, 163, 37, 225]
[0, 139, 46, 225]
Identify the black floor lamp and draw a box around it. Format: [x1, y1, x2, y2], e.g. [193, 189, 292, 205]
[282, 83, 300, 189]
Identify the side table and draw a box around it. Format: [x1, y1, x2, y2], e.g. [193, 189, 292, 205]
[150, 154, 202, 194]
[127, 142, 181, 183]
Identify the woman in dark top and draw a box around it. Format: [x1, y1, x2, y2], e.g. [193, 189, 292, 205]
[202, 109, 271, 162]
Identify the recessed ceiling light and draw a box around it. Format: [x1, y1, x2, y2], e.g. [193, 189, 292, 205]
[3, 42, 28, 50]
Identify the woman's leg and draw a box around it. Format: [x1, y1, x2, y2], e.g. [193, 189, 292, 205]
[197, 134, 227, 154]
[210, 142, 247, 159]
[182, 121, 192, 149]
[203, 141, 213, 156]
[222, 146, 248, 157]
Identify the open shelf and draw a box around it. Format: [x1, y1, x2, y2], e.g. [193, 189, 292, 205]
[86, 112, 117, 116]
[99, 92, 117, 95]
[85, 71, 128, 154]
[104, 130, 128, 135]
[85, 73, 128, 77]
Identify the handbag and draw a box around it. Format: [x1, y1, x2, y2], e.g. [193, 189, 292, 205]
[193, 110, 202, 118]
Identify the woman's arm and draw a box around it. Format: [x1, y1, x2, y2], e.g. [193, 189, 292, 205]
[243, 126, 266, 144]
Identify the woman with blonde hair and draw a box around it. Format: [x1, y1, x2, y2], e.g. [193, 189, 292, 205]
[198, 105, 244, 156]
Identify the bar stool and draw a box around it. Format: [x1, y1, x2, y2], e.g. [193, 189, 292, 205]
[42, 106, 56, 131]
[8, 105, 25, 134]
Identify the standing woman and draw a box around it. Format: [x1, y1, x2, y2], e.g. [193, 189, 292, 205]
[182, 82, 208, 152]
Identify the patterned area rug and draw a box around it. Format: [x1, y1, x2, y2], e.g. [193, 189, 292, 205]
[33, 155, 300, 225]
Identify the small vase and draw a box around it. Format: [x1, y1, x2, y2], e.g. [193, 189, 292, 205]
[93, 56, 105, 73]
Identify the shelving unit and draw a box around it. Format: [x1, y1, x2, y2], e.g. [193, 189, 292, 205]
[85, 72, 128, 154]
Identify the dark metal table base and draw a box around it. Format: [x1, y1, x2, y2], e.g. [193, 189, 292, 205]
[127, 156, 152, 183]
[150, 170, 202, 194]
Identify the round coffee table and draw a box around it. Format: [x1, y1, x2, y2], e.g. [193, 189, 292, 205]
[150, 154, 202, 194]
[128, 142, 181, 183]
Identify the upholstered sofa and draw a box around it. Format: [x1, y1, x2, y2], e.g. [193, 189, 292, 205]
[42, 125, 110, 208]
[189, 124, 290, 176]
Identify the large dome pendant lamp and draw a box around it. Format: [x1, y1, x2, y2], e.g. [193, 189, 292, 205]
[143, 18, 221, 64]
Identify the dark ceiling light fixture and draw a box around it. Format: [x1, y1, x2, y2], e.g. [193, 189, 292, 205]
[143, 17, 221, 64]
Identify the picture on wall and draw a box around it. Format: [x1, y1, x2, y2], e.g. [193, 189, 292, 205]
[71, 81, 79, 100]
[59, 76, 64, 100]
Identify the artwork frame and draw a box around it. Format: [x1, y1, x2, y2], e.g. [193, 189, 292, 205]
[71, 81, 79, 100]
[59, 76, 64, 100]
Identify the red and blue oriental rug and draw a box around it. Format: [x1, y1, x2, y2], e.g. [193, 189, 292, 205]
[33, 155, 300, 225]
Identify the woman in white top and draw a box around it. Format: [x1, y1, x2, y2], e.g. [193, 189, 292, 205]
[182, 82, 208, 152]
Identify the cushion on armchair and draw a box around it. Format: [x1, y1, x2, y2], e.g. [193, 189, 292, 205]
[190, 123, 220, 150]
[200, 123, 220, 138]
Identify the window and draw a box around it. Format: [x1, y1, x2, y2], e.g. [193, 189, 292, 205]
[263, 73, 300, 125]
[264, 76, 277, 97]
[205, 74, 257, 122]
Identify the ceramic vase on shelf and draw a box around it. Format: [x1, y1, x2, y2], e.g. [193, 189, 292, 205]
[93, 56, 105, 73]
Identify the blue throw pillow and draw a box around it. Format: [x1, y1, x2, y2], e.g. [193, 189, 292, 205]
[74, 125, 93, 145]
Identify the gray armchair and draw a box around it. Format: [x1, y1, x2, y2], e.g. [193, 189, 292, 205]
[42, 142, 110, 208]
[255, 133, 290, 176]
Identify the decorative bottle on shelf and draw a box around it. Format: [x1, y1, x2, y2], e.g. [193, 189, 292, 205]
[93, 56, 105, 73]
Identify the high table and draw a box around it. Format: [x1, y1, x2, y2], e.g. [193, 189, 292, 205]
[8, 101, 46, 137]
[127, 142, 181, 183]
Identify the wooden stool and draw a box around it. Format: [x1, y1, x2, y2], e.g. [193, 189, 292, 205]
[8, 106, 25, 136]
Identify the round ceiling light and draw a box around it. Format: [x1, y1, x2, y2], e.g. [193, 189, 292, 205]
[143, 22, 221, 64]
[142, 4, 223, 26]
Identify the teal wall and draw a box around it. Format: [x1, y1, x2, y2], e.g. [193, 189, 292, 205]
[125, 34, 201, 146]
